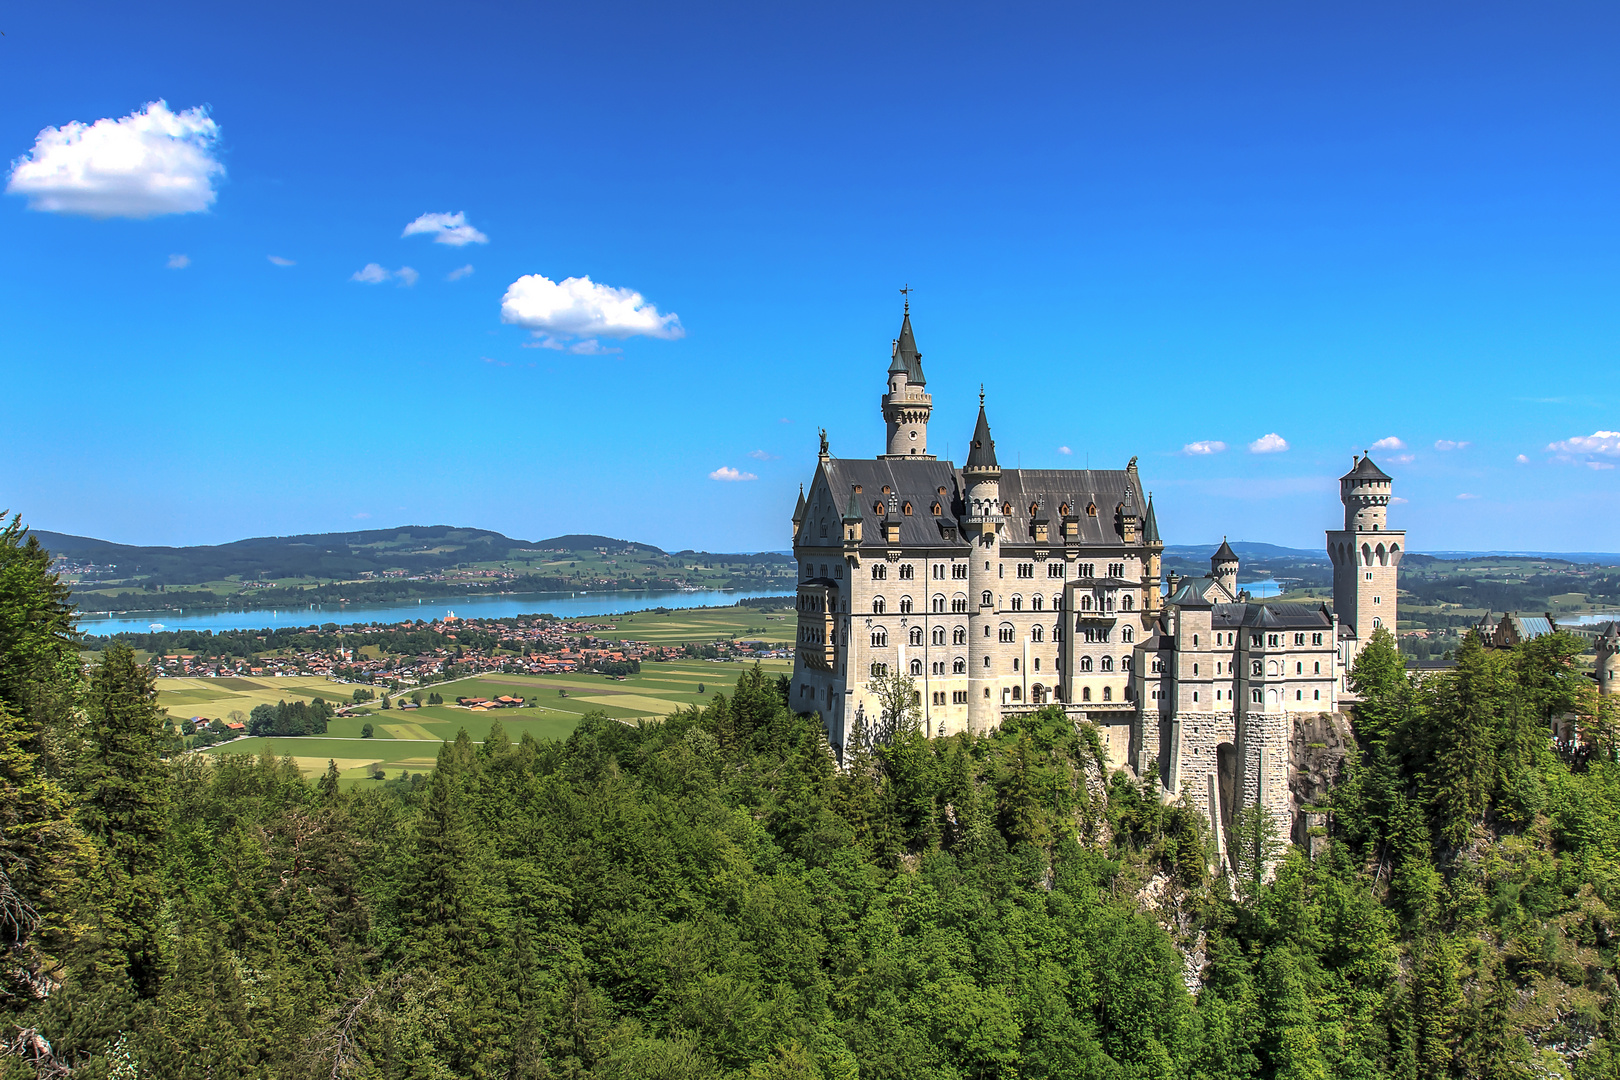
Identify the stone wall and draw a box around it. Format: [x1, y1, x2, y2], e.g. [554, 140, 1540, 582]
[1288, 710, 1355, 856]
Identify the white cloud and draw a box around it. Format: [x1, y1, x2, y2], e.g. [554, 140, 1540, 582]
[350, 263, 416, 286]
[1390, 496, 1410, 504]
[1516, 454, 1530, 464]
[1389, 454, 1415, 464]
[267, 255, 295, 267]
[166, 253, 189, 269]
[567, 338, 619, 355]
[748, 450, 778, 461]
[1181, 440, 1227, 456]
[402, 211, 488, 246]
[1057, 446, 1072, 455]
[709, 466, 757, 482]
[353, 511, 371, 519]
[501, 273, 684, 341]
[1369, 436, 1405, 451]
[7, 100, 223, 218]
[1248, 433, 1289, 454]
[447, 264, 474, 281]
[1434, 439, 1471, 451]
[1456, 493, 1480, 500]
[1589, 461, 1616, 471]
[1548, 431, 1620, 456]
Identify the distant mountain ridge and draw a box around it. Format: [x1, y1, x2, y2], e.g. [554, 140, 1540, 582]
[29, 525, 791, 589]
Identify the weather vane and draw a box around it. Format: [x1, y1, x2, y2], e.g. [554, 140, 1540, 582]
[899, 283, 912, 312]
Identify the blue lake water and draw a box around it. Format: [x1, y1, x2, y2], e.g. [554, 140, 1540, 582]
[77, 587, 797, 636]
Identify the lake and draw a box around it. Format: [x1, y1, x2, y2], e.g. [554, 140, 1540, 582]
[78, 587, 797, 636]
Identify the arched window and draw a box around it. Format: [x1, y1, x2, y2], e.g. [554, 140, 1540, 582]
[932, 627, 946, 646]
[1032, 624, 1044, 643]
[1373, 616, 1382, 628]
[899, 596, 913, 614]
[910, 659, 923, 676]
[1362, 542, 1373, 566]
[1251, 659, 1262, 676]
[1011, 595, 1023, 611]
[1081, 595, 1093, 611]
[1052, 594, 1062, 610]
[1122, 594, 1133, 611]
[1101, 655, 1114, 672]
[952, 626, 966, 645]
[873, 597, 886, 614]
[1105, 595, 1116, 611]
[909, 627, 923, 647]
[1082, 686, 1092, 702]
[932, 594, 945, 613]
[1080, 656, 1093, 672]
[872, 564, 886, 580]
[1122, 656, 1132, 672]
[1122, 626, 1134, 643]
[981, 591, 993, 606]
[1052, 624, 1062, 642]
[1267, 660, 1279, 677]
[999, 624, 1015, 643]
[1011, 685, 1022, 701]
[871, 629, 888, 647]
[1031, 594, 1044, 611]
[953, 657, 966, 674]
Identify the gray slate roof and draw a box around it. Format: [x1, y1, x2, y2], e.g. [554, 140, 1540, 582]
[965, 404, 998, 471]
[1212, 602, 1333, 629]
[887, 312, 926, 385]
[1344, 455, 1392, 481]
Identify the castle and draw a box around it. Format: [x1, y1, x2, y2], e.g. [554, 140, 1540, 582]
[791, 306, 1402, 851]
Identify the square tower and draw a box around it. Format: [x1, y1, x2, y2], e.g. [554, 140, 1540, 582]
[1325, 455, 1404, 674]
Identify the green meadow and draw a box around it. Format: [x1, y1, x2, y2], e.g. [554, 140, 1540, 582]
[198, 657, 792, 782]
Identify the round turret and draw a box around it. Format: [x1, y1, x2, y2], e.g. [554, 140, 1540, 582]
[1341, 454, 1393, 531]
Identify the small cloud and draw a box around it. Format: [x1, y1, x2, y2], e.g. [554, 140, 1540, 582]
[351, 263, 416, 286]
[1181, 440, 1227, 456]
[1548, 430, 1620, 456]
[1390, 496, 1409, 504]
[1589, 461, 1616, 471]
[779, 417, 792, 424]
[1433, 439, 1470, 451]
[447, 264, 474, 281]
[402, 211, 488, 246]
[166, 253, 189, 269]
[480, 356, 510, 367]
[1057, 446, 1072, 455]
[1248, 433, 1289, 454]
[521, 335, 566, 351]
[567, 338, 620, 355]
[6, 100, 223, 218]
[353, 511, 371, 519]
[748, 450, 779, 461]
[1369, 436, 1405, 452]
[1456, 493, 1480, 500]
[267, 255, 295, 267]
[501, 273, 683, 340]
[1516, 454, 1530, 464]
[1389, 454, 1416, 464]
[709, 466, 757, 482]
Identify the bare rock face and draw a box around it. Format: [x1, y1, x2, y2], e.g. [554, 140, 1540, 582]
[1289, 711, 1355, 857]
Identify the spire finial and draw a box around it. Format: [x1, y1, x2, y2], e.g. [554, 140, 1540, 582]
[979, 384, 985, 407]
[899, 283, 912, 313]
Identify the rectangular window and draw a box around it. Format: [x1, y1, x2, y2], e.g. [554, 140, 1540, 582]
[1048, 563, 1065, 578]
[952, 564, 968, 579]
[1293, 633, 1304, 646]
[1312, 632, 1323, 646]
[1267, 634, 1280, 648]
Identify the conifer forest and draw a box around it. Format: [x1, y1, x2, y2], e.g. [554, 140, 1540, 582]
[5, 512, 1620, 1078]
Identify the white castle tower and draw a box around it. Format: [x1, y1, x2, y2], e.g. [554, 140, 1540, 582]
[880, 301, 934, 459]
[1326, 455, 1404, 682]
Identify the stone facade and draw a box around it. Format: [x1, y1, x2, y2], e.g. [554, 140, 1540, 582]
[791, 308, 1404, 862]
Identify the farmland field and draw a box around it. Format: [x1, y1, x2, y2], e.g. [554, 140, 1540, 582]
[201, 657, 791, 782]
[155, 675, 351, 719]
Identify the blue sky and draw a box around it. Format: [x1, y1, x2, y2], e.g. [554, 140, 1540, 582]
[3, 1, 1617, 553]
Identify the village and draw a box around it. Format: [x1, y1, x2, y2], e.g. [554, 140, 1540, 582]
[143, 609, 796, 691]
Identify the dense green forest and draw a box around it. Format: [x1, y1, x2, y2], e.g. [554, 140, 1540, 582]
[6, 510, 1620, 1077]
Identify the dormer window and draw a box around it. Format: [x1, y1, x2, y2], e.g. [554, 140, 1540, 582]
[1087, 503, 1097, 517]
[931, 502, 942, 516]
[873, 501, 884, 515]
[881, 485, 892, 495]
[902, 501, 912, 515]
[1059, 503, 1070, 516]
[1001, 502, 1012, 516]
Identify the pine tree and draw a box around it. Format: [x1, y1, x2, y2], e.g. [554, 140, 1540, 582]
[77, 642, 170, 996]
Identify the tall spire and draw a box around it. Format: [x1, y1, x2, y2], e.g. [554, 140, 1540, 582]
[964, 395, 999, 473]
[888, 310, 925, 385]
[1143, 493, 1160, 544]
